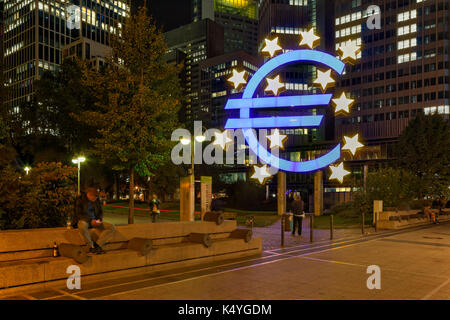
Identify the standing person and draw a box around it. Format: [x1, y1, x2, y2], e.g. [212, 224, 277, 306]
[149, 194, 161, 223]
[211, 194, 225, 214]
[424, 203, 437, 224]
[290, 193, 305, 237]
[73, 187, 116, 254]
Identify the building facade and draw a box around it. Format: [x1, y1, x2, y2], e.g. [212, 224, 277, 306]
[335, 0, 449, 146]
[257, 0, 338, 207]
[164, 18, 225, 125]
[199, 50, 261, 128]
[192, 0, 259, 56]
[2, 0, 129, 112]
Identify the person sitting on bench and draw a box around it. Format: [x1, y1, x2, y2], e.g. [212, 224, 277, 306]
[73, 187, 116, 254]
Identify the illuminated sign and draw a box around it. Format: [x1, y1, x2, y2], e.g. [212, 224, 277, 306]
[224, 33, 363, 183]
[224, 49, 345, 173]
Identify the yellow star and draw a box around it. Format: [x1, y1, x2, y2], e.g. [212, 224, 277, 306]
[299, 28, 320, 49]
[251, 164, 272, 184]
[213, 130, 233, 150]
[342, 134, 364, 156]
[261, 37, 282, 58]
[313, 69, 335, 93]
[329, 163, 350, 184]
[267, 129, 288, 149]
[265, 75, 285, 96]
[338, 40, 361, 64]
[332, 92, 354, 114]
[227, 69, 247, 89]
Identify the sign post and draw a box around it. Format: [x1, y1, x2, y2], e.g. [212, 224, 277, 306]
[180, 175, 195, 222]
[200, 176, 212, 221]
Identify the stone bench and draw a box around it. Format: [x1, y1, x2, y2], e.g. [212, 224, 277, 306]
[377, 209, 450, 230]
[0, 221, 262, 294]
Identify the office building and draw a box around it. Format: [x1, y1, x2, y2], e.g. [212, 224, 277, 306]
[2, 0, 129, 112]
[257, 0, 337, 207]
[199, 50, 261, 127]
[192, 0, 259, 55]
[164, 18, 224, 124]
[334, 0, 449, 165]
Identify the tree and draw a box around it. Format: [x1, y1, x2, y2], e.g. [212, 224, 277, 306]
[78, 8, 182, 223]
[32, 59, 96, 156]
[395, 113, 450, 198]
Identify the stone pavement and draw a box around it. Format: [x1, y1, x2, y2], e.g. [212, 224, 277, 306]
[249, 218, 371, 250]
[1, 222, 449, 300]
[104, 211, 369, 251]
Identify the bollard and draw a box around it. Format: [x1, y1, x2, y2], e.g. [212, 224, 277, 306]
[374, 212, 378, 232]
[309, 214, 314, 243]
[330, 215, 334, 240]
[362, 212, 365, 235]
[281, 214, 285, 247]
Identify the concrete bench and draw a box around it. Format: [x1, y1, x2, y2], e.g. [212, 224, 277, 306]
[0, 221, 262, 294]
[378, 209, 450, 230]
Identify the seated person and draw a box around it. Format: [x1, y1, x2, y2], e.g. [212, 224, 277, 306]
[73, 187, 116, 254]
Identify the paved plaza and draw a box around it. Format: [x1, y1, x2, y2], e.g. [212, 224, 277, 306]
[2, 221, 449, 300]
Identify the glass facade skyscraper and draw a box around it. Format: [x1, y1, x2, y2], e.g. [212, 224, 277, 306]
[2, 0, 129, 112]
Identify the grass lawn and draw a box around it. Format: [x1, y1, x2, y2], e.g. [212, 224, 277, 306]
[103, 201, 371, 229]
[103, 201, 278, 227]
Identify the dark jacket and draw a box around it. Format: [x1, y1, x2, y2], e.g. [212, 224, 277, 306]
[211, 198, 225, 212]
[73, 193, 103, 227]
[290, 199, 305, 216]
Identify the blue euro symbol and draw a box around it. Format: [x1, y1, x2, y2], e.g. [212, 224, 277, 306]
[224, 49, 345, 173]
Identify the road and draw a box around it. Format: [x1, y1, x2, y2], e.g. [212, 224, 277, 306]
[3, 222, 450, 300]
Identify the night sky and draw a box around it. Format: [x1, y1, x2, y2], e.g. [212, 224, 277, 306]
[134, 0, 193, 32]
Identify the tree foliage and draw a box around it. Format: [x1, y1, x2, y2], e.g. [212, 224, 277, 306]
[0, 162, 77, 229]
[77, 8, 182, 222]
[395, 113, 450, 197]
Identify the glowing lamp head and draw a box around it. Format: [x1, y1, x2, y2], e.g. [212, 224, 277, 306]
[195, 135, 206, 143]
[72, 156, 86, 164]
[180, 137, 191, 145]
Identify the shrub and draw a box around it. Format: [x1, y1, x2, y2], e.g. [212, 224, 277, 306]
[0, 162, 77, 229]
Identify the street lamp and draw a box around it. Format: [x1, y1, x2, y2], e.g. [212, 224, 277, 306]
[180, 134, 206, 178]
[72, 156, 86, 195]
[24, 166, 31, 175]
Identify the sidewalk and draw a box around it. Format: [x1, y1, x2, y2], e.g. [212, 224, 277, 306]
[250, 218, 370, 250]
[103, 211, 371, 251]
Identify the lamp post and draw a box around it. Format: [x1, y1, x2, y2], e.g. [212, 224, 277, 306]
[72, 156, 86, 195]
[180, 134, 205, 179]
[24, 166, 31, 175]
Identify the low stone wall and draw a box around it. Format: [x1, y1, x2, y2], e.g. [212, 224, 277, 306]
[377, 209, 450, 230]
[0, 221, 262, 294]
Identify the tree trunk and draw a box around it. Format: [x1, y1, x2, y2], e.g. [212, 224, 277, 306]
[128, 166, 135, 224]
[114, 172, 119, 200]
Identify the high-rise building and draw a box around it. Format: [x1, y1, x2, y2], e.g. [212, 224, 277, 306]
[199, 50, 261, 127]
[192, 0, 259, 55]
[164, 18, 224, 124]
[0, 0, 4, 66]
[335, 0, 450, 152]
[2, 0, 129, 112]
[257, 0, 336, 206]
